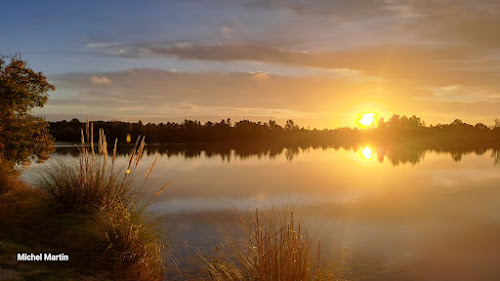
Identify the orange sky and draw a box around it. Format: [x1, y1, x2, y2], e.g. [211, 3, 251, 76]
[4, 0, 498, 128]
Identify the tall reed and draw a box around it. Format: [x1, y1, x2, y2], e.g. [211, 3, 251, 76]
[39, 122, 169, 281]
[205, 209, 336, 281]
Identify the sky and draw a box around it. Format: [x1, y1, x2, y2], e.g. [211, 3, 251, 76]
[1, 0, 499, 128]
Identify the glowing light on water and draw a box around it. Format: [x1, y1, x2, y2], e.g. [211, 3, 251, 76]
[360, 146, 372, 160]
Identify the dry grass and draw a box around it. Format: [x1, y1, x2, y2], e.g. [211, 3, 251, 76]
[204, 209, 336, 281]
[0, 174, 45, 230]
[38, 122, 169, 281]
[91, 202, 164, 281]
[39, 125, 144, 213]
[4, 121, 338, 281]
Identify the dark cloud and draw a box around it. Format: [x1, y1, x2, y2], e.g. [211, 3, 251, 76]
[84, 0, 500, 87]
[407, 0, 500, 50]
[79, 0, 500, 99]
[89, 41, 499, 89]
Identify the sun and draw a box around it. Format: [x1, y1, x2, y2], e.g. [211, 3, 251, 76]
[356, 113, 378, 128]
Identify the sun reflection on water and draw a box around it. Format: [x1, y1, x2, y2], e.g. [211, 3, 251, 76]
[360, 146, 373, 160]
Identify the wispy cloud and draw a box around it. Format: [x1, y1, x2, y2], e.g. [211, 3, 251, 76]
[424, 84, 500, 103]
[7, 0, 498, 127]
[90, 76, 112, 85]
[44, 67, 500, 128]
[85, 42, 122, 49]
[85, 41, 499, 89]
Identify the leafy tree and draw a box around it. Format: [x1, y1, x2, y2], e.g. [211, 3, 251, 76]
[0, 56, 55, 174]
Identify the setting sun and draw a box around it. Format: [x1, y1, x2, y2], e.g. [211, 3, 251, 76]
[5, 1, 500, 280]
[356, 113, 378, 128]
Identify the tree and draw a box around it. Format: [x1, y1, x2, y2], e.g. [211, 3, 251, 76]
[387, 114, 401, 128]
[408, 115, 424, 127]
[493, 117, 500, 129]
[285, 119, 299, 130]
[0, 56, 55, 174]
[268, 120, 283, 132]
[377, 117, 386, 128]
[475, 123, 489, 130]
[451, 119, 464, 126]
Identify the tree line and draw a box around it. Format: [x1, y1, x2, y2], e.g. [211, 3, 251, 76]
[2, 54, 500, 176]
[48, 115, 500, 147]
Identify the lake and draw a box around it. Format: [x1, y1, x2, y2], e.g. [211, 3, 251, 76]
[21, 143, 500, 281]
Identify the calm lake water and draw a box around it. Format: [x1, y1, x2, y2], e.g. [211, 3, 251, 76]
[21, 143, 500, 281]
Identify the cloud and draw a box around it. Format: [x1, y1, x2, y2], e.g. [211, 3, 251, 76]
[35, 0, 500, 127]
[47, 68, 393, 124]
[43, 67, 500, 128]
[186, 0, 397, 18]
[90, 76, 112, 85]
[83, 0, 498, 87]
[87, 41, 499, 88]
[406, 1, 500, 51]
[86, 42, 121, 49]
[250, 71, 270, 81]
[220, 25, 232, 38]
[424, 84, 500, 103]
[179, 104, 200, 110]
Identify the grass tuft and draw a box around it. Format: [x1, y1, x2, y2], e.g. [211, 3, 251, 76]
[90, 203, 164, 281]
[205, 209, 336, 281]
[37, 122, 168, 281]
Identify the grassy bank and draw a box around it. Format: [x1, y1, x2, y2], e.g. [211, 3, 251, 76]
[0, 127, 167, 281]
[0, 174, 114, 281]
[0, 125, 336, 281]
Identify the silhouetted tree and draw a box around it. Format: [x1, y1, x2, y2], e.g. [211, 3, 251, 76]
[378, 117, 386, 128]
[475, 123, 489, 130]
[408, 115, 425, 127]
[285, 119, 299, 130]
[0, 55, 55, 175]
[268, 120, 283, 132]
[46, 113, 500, 160]
[493, 118, 500, 129]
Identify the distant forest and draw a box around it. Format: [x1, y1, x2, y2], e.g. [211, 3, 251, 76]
[49, 115, 500, 148]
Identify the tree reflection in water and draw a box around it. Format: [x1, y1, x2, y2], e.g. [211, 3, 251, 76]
[52, 141, 500, 166]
